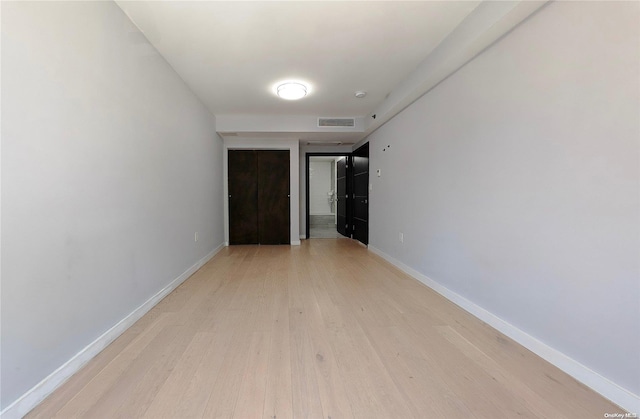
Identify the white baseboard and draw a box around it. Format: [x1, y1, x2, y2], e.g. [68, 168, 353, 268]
[368, 245, 640, 414]
[299, 235, 306, 240]
[0, 243, 225, 419]
[291, 240, 301, 246]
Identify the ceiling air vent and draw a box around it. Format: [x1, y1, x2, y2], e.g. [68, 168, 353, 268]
[318, 117, 355, 128]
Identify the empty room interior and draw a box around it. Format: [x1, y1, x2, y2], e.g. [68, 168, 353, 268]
[1, 1, 639, 418]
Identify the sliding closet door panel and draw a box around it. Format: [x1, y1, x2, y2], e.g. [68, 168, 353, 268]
[228, 150, 258, 244]
[257, 150, 290, 244]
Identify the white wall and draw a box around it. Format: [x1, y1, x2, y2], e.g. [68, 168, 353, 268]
[1, 1, 224, 410]
[223, 137, 300, 245]
[309, 161, 334, 215]
[367, 0, 639, 402]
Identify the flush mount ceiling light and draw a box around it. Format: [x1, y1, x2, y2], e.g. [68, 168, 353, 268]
[275, 81, 309, 100]
[354, 91, 367, 98]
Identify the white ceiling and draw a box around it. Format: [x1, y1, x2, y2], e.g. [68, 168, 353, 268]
[116, 1, 480, 118]
[115, 1, 546, 144]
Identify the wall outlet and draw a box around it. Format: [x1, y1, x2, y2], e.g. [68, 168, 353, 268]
[195, 232, 199, 242]
[399, 232, 404, 243]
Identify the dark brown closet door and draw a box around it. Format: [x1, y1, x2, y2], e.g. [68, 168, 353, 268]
[257, 150, 290, 244]
[228, 150, 258, 244]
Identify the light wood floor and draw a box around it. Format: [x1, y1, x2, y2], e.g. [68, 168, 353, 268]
[28, 239, 618, 418]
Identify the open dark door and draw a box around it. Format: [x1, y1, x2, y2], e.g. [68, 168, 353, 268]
[336, 157, 349, 237]
[352, 143, 369, 245]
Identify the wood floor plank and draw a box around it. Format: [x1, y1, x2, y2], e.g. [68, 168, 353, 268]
[309, 268, 415, 417]
[28, 329, 141, 419]
[436, 325, 568, 419]
[50, 313, 175, 419]
[140, 331, 217, 418]
[262, 269, 294, 419]
[157, 309, 244, 418]
[384, 319, 541, 418]
[233, 332, 270, 419]
[84, 323, 191, 418]
[364, 324, 478, 418]
[288, 254, 325, 419]
[296, 253, 356, 419]
[201, 250, 267, 419]
[26, 240, 621, 419]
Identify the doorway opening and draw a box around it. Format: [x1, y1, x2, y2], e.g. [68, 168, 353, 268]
[305, 146, 368, 245]
[307, 155, 345, 239]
